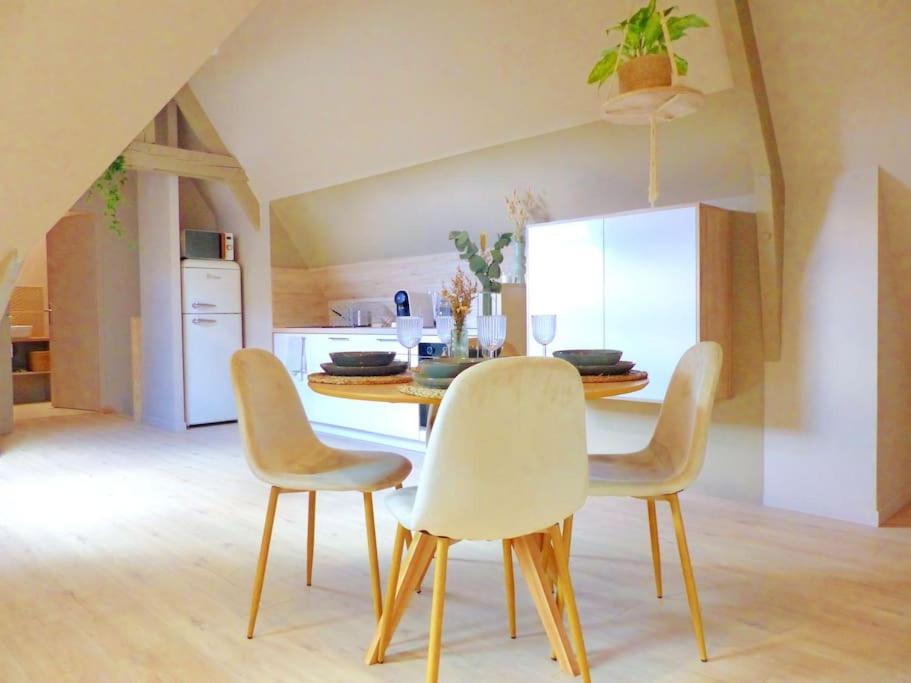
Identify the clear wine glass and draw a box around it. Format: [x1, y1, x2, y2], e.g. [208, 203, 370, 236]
[436, 315, 454, 356]
[396, 316, 423, 367]
[478, 315, 507, 359]
[531, 314, 557, 356]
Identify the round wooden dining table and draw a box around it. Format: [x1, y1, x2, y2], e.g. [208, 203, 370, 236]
[308, 376, 649, 406]
[308, 375, 649, 441]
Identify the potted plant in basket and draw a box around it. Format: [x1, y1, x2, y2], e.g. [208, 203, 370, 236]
[587, 0, 708, 93]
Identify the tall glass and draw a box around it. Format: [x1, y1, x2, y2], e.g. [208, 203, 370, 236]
[531, 314, 557, 356]
[396, 316, 423, 367]
[436, 315, 454, 356]
[477, 315, 507, 359]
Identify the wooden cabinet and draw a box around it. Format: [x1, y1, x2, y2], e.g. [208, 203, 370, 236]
[527, 203, 733, 402]
[273, 331, 421, 444]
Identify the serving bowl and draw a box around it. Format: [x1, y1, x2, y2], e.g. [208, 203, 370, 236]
[329, 351, 396, 367]
[553, 349, 623, 367]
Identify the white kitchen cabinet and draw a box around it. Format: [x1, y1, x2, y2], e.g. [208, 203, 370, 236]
[526, 218, 604, 353]
[527, 204, 733, 402]
[272, 331, 421, 444]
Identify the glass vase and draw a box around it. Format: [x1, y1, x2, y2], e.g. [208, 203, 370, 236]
[513, 235, 527, 284]
[476, 290, 502, 316]
[451, 327, 470, 360]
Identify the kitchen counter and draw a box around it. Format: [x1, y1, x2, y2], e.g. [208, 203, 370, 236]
[274, 326, 436, 335]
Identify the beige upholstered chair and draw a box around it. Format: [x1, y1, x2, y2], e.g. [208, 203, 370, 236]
[365, 356, 593, 683]
[590, 341, 723, 662]
[230, 349, 412, 638]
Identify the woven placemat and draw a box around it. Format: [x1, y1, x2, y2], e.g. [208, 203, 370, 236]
[581, 370, 648, 383]
[308, 372, 412, 385]
[398, 384, 446, 400]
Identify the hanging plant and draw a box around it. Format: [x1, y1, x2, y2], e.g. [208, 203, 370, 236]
[92, 155, 128, 236]
[587, 1, 708, 92]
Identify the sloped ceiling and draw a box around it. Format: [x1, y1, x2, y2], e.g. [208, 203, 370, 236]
[191, 0, 733, 203]
[0, 0, 262, 262]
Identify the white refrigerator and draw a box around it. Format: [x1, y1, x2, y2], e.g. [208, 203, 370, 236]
[181, 259, 243, 426]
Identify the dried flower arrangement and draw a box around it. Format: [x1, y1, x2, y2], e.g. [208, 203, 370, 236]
[440, 267, 478, 337]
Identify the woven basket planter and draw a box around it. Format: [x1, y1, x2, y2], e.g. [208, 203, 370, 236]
[617, 53, 672, 93]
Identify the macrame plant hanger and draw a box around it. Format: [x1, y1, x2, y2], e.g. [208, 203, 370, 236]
[602, 3, 704, 207]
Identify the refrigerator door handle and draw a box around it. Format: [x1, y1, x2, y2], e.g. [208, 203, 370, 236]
[192, 318, 217, 325]
[192, 301, 216, 309]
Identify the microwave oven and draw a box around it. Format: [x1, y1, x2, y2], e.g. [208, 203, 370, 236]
[180, 230, 235, 261]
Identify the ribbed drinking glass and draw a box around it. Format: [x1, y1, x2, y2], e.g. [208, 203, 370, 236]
[436, 315, 454, 356]
[396, 316, 423, 367]
[531, 314, 557, 356]
[478, 315, 507, 359]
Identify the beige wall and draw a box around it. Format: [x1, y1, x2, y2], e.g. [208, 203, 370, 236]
[752, 0, 911, 524]
[0, 0, 260, 286]
[272, 90, 754, 268]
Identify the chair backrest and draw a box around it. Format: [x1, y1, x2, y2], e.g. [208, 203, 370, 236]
[230, 348, 322, 480]
[411, 356, 589, 541]
[650, 342, 723, 489]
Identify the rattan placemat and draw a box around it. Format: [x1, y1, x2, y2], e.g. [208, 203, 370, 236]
[398, 384, 446, 400]
[580, 370, 648, 383]
[308, 372, 412, 385]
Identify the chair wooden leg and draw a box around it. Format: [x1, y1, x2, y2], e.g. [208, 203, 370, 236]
[306, 491, 316, 586]
[247, 486, 280, 639]
[375, 524, 406, 664]
[366, 532, 436, 665]
[363, 492, 383, 622]
[513, 535, 579, 676]
[667, 493, 708, 662]
[395, 484, 414, 550]
[416, 548, 433, 594]
[646, 498, 663, 598]
[548, 525, 591, 683]
[502, 539, 517, 639]
[426, 538, 450, 683]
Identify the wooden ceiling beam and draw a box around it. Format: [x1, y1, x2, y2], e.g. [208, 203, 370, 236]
[173, 85, 261, 229]
[123, 142, 247, 183]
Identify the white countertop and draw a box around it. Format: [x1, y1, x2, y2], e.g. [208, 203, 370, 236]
[274, 326, 437, 335]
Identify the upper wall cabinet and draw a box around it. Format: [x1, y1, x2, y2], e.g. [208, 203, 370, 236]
[527, 204, 733, 402]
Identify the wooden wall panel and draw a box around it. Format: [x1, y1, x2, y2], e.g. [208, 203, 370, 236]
[698, 204, 735, 399]
[272, 252, 462, 328]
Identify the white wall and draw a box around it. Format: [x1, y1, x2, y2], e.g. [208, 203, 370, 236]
[752, 0, 911, 524]
[762, 168, 880, 524]
[137, 173, 185, 431]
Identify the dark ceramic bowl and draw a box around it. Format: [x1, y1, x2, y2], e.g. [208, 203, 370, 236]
[553, 349, 623, 367]
[414, 358, 484, 379]
[329, 351, 396, 367]
[320, 360, 408, 376]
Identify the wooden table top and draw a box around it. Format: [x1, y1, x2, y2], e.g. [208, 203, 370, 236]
[308, 377, 649, 406]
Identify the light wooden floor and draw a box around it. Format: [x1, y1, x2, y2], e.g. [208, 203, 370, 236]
[1, 413, 910, 682]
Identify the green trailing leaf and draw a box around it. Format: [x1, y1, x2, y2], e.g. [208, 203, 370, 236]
[642, 11, 663, 47]
[588, 49, 619, 85]
[91, 155, 127, 236]
[491, 250, 503, 264]
[673, 54, 688, 76]
[487, 262, 501, 279]
[489, 281, 502, 293]
[666, 14, 709, 41]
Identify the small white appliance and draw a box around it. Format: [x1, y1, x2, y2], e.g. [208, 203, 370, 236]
[180, 229, 235, 261]
[181, 259, 243, 426]
[393, 290, 434, 323]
